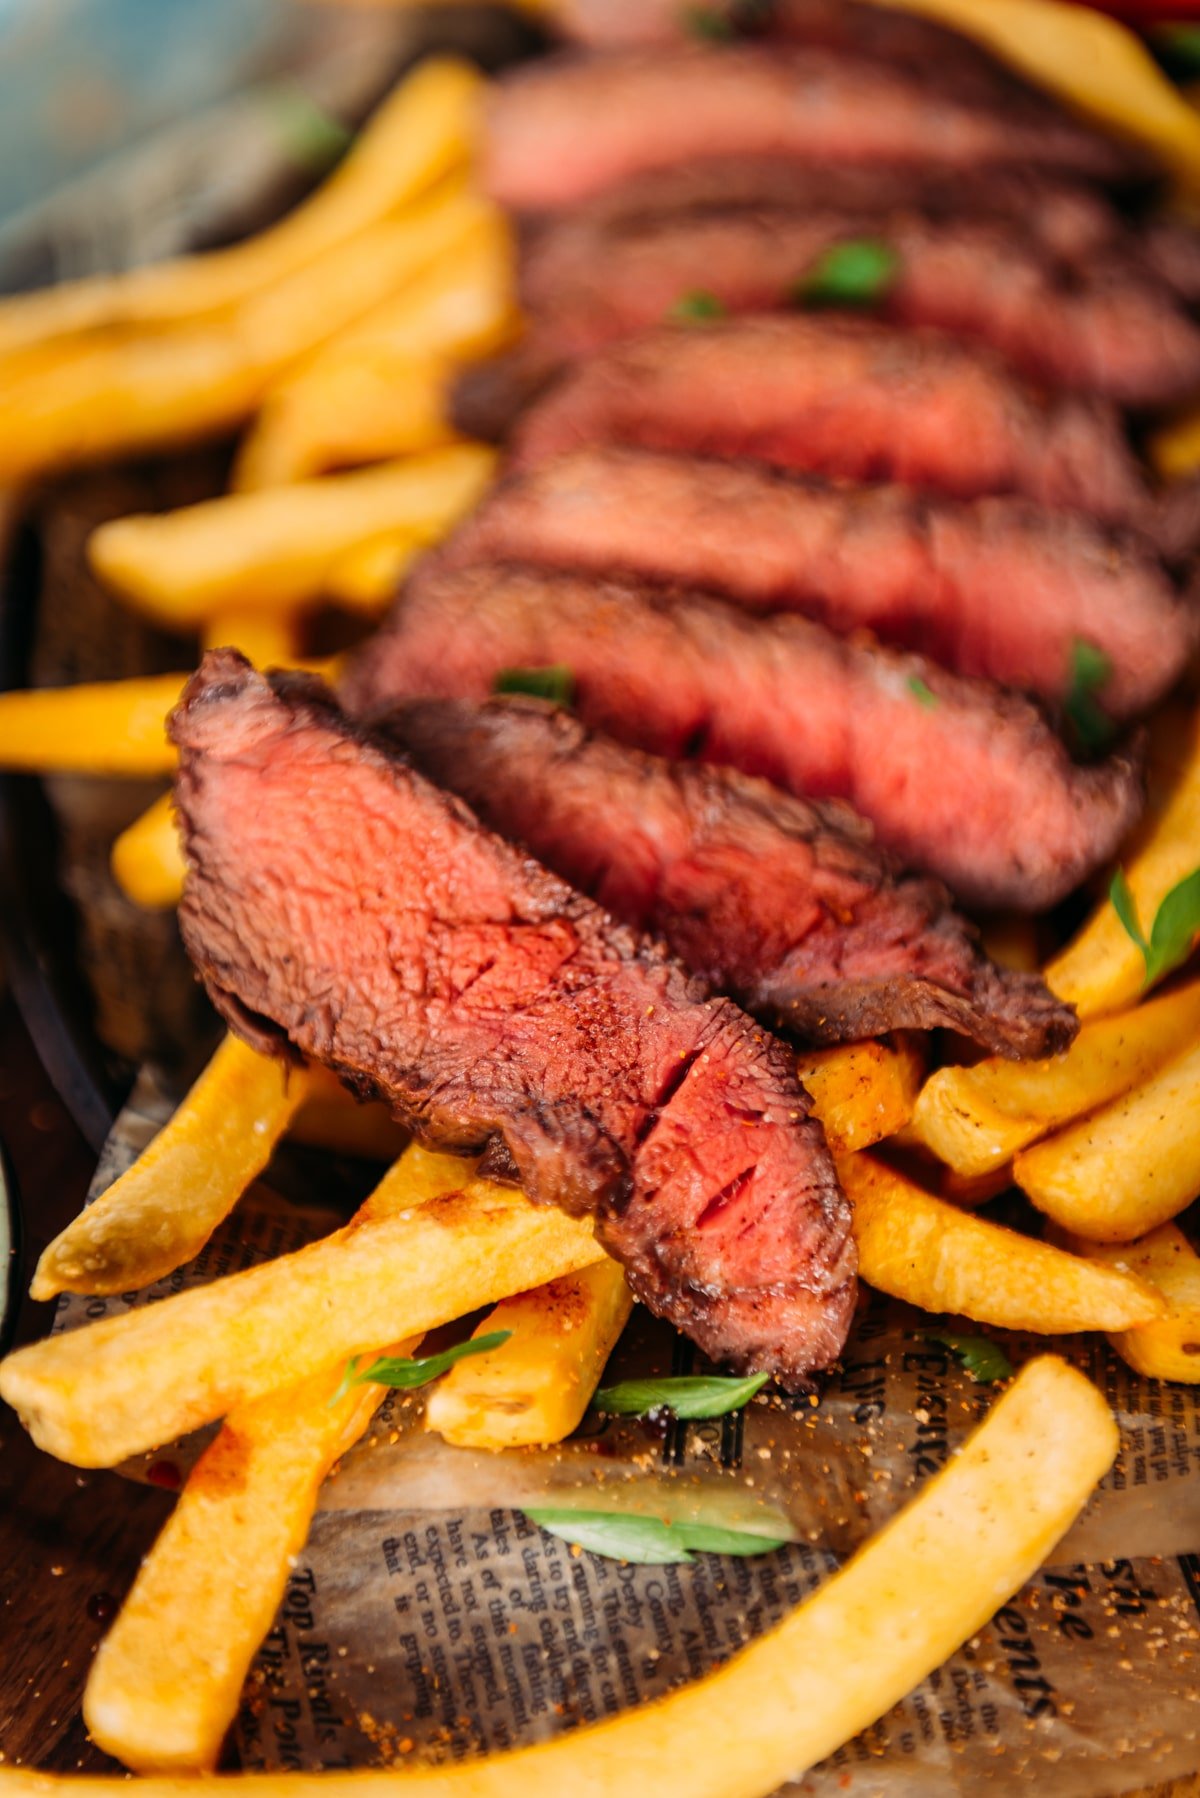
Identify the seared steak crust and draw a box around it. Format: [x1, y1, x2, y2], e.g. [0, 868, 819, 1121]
[511, 317, 1150, 529]
[382, 695, 1078, 1059]
[344, 563, 1144, 912]
[483, 48, 1136, 213]
[447, 448, 1195, 722]
[172, 652, 855, 1383]
[520, 207, 1200, 407]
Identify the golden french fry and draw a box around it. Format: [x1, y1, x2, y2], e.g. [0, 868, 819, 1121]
[0, 59, 482, 360]
[233, 219, 518, 490]
[288, 1066, 410, 1161]
[1061, 1223, 1200, 1384]
[871, 0, 1200, 182]
[1046, 703, 1200, 1018]
[1150, 405, 1200, 480]
[0, 673, 187, 775]
[30, 1035, 310, 1300]
[0, 1164, 603, 1467]
[199, 608, 304, 664]
[89, 446, 495, 626]
[110, 791, 185, 911]
[426, 1258, 632, 1450]
[840, 1153, 1162, 1332]
[910, 977, 1200, 1177]
[795, 1036, 925, 1157]
[1015, 1034, 1200, 1240]
[324, 529, 426, 613]
[978, 913, 1040, 974]
[0, 1357, 1117, 1798]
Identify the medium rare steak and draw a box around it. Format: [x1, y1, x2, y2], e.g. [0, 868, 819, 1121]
[519, 208, 1200, 407]
[483, 49, 1136, 213]
[343, 564, 1144, 912]
[446, 448, 1195, 722]
[382, 695, 1078, 1059]
[172, 652, 855, 1383]
[510, 317, 1154, 532]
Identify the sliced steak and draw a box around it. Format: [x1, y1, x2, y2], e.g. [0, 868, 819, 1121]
[446, 448, 1195, 722]
[520, 208, 1200, 407]
[343, 564, 1144, 912]
[511, 317, 1153, 532]
[483, 48, 1136, 214]
[172, 652, 855, 1383]
[382, 695, 1078, 1059]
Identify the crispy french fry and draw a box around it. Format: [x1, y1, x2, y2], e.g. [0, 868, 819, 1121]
[1061, 1223, 1200, 1384]
[199, 608, 304, 664]
[110, 791, 185, 910]
[910, 977, 1200, 1176]
[840, 1152, 1162, 1331]
[0, 1357, 1117, 1798]
[30, 1035, 310, 1300]
[426, 1258, 632, 1450]
[288, 1065, 410, 1161]
[89, 446, 495, 626]
[1015, 1034, 1200, 1240]
[870, 0, 1200, 182]
[324, 529, 426, 613]
[1150, 405, 1200, 481]
[0, 673, 187, 775]
[232, 220, 517, 489]
[0, 59, 482, 360]
[795, 1036, 925, 1156]
[0, 1164, 603, 1467]
[1045, 703, 1200, 1018]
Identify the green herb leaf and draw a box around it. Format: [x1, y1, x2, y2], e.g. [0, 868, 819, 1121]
[793, 239, 900, 310]
[593, 1372, 768, 1419]
[329, 1330, 512, 1405]
[526, 1508, 788, 1564]
[265, 82, 353, 173]
[493, 665, 575, 707]
[926, 1332, 1013, 1384]
[1064, 637, 1114, 753]
[680, 5, 737, 41]
[907, 675, 938, 710]
[1153, 24, 1200, 76]
[1111, 866, 1200, 988]
[669, 288, 728, 323]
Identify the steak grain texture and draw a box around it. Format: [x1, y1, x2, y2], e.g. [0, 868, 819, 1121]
[344, 564, 1144, 912]
[383, 695, 1079, 1059]
[511, 317, 1152, 530]
[171, 652, 855, 1382]
[448, 449, 1195, 722]
[483, 47, 1137, 213]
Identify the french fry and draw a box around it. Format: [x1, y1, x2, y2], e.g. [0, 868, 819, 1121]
[1015, 1035, 1200, 1240]
[840, 1152, 1162, 1332]
[910, 977, 1200, 1177]
[110, 791, 186, 911]
[1045, 702, 1200, 1018]
[30, 1035, 311, 1300]
[0, 58, 482, 360]
[978, 913, 1040, 974]
[89, 445, 495, 626]
[0, 1357, 1118, 1798]
[1150, 405, 1200, 481]
[199, 607, 305, 665]
[288, 1066, 410, 1162]
[0, 1166, 604, 1467]
[1060, 1223, 1200, 1384]
[0, 673, 187, 775]
[425, 1258, 632, 1450]
[870, 0, 1200, 182]
[324, 529, 426, 613]
[795, 1036, 924, 1156]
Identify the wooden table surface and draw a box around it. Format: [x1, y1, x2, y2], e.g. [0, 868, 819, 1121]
[0, 994, 1197, 1793]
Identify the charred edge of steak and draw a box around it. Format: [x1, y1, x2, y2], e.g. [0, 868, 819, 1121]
[450, 343, 560, 443]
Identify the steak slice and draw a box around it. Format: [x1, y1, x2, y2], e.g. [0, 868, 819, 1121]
[446, 448, 1196, 722]
[343, 563, 1144, 912]
[381, 695, 1078, 1059]
[519, 208, 1200, 408]
[511, 317, 1152, 531]
[172, 652, 855, 1383]
[483, 48, 1136, 213]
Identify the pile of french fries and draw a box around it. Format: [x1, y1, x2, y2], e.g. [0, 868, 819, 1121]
[0, 7, 1199, 1791]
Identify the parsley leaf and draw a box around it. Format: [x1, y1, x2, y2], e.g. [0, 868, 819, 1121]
[494, 665, 575, 707]
[330, 1330, 512, 1406]
[669, 288, 728, 323]
[1110, 866, 1200, 988]
[793, 239, 900, 310]
[1064, 638, 1114, 753]
[681, 5, 737, 41]
[593, 1372, 768, 1419]
[907, 675, 938, 710]
[926, 1332, 1013, 1384]
[526, 1508, 788, 1564]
